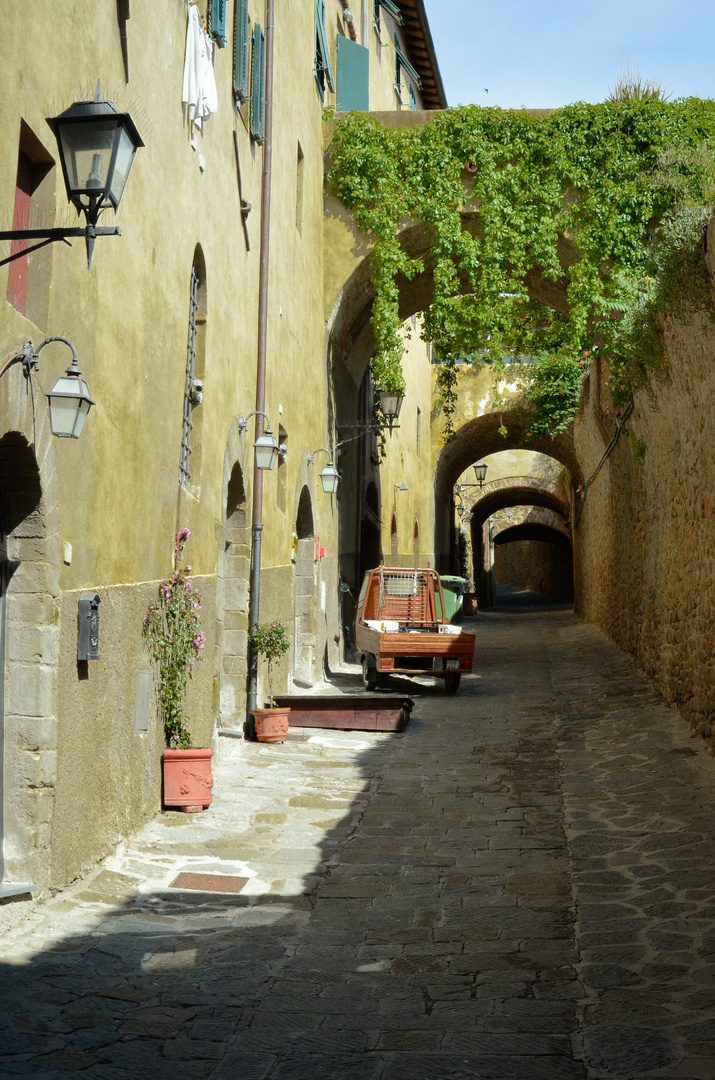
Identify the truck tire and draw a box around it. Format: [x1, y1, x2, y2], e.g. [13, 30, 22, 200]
[444, 672, 461, 694]
[362, 654, 377, 691]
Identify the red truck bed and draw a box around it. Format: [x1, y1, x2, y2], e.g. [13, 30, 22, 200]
[354, 567, 475, 693]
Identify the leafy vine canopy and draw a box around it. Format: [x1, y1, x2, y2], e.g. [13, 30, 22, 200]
[328, 100, 715, 437]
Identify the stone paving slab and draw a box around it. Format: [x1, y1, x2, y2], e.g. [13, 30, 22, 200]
[3, 609, 715, 1076]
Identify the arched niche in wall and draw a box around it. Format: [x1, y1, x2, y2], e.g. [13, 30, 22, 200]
[218, 460, 250, 726]
[293, 485, 315, 687]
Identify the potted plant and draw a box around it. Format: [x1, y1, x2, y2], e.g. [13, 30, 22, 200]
[143, 528, 212, 811]
[248, 621, 291, 742]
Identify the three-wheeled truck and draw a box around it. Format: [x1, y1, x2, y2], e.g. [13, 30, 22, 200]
[354, 566, 476, 693]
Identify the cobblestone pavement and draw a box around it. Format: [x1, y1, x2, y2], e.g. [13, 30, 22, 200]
[4, 607, 715, 1078]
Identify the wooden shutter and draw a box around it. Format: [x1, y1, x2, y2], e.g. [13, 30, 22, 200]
[315, 0, 334, 93]
[209, 0, 227, 47]
[336, 37, 369, 112]
[395, 41, 422, 88]
[379, 0, 403, 25]
[6, 152, 32, 315]
[251, 24, 266, 143]
[233, 0, 249, 102]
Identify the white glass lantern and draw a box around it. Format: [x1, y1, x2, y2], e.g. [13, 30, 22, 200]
[254, 426, 280, 470]
[319, 459, 340, 494]
[45, 365, 95, 439]
[474, 460, 488, 485]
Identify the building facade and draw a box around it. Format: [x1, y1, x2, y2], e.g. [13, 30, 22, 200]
[0, 0, 445, 919]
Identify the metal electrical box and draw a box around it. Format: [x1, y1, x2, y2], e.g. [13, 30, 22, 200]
[77, 593, 101, 660]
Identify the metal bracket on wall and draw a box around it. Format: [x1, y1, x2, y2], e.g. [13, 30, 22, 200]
[233, 129, 252, 251]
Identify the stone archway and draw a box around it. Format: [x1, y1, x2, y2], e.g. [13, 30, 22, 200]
[433, 411, 581, 571]
[493, 520, 574, 603]
[293, 486, 316, 687]
[0, 408, 59, 898]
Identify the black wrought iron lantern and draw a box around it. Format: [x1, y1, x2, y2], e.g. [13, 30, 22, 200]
[377, 389, 404, 433]
[48, 85, 144, 221]
[474, 461, 488, 487]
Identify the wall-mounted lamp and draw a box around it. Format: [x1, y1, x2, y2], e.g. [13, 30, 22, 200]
[238, 410, 286, 470]
[394, 481, 408, 492]
[0, 82, 143, 269]
[474, 461, 488, 487]
[0, 337, 95, 438]
[307, 448, 340, 494]
[377, 389, 404, 434]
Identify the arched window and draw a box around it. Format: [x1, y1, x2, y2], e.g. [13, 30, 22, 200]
[179, 247, 207, 488]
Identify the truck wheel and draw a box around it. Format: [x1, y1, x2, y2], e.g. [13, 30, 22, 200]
[444, 672, 461, 694]
[362, 654, 377, 691]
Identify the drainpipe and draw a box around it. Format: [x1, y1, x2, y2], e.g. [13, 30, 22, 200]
[247, 0, 275, 716]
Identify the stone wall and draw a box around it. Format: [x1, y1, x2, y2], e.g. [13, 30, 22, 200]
[495, 540, 574, 601]
[573, 305, 715, 743]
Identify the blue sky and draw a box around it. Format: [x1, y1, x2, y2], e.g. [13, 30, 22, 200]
[422, 0, 715, 109]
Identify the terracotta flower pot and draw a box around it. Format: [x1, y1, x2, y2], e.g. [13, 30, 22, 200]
[252, 706, 290, 743]
[162, 747, 214, 812]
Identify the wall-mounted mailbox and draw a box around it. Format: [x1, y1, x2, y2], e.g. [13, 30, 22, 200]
[78, 593, 101, 661]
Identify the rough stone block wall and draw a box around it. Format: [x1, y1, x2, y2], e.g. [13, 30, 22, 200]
[495, 540, 574, 601]
[574, 308, 715, 742]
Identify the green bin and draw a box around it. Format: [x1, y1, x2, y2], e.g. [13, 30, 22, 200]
[437, 576, 469, 623]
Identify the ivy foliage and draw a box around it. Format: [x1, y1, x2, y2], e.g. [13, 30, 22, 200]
[328, 100, 715, 437]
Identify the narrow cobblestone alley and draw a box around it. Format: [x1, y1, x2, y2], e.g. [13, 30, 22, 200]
[4, 608, 715, 1079]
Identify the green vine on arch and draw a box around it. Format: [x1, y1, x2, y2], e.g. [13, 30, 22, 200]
[328, 101, 715, 438]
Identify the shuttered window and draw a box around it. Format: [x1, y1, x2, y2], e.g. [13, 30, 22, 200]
[395, 37, 422, 91]
[251, 24, 266, 143]
[379, 0, 403, 24]
[336, 37, 369, 112]
[315, 0, 334, 98]
[209, 0, 227, 48]
[233, 0, 250, 102]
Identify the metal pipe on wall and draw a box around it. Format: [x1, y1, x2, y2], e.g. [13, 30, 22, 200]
[247, 0, 275, 717]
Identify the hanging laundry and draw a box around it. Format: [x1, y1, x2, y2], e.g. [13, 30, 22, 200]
[198, 31, 218, 127]
[182, 6, 218, 133]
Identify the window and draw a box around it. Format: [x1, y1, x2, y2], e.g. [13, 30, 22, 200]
[179, 254, 206, 488]
[374, 0, 403, 31]
[209, 0, 227, 47]
[251, 24, 266, 142]
[394, 35, 422, 103]
[233, 0, 249, 102]
[6, 125, 54, 321]
[314, 0, 334, 99]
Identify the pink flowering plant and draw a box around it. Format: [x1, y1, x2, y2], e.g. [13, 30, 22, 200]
[248, 621, 290, 707]
[143, 529, 206, 748]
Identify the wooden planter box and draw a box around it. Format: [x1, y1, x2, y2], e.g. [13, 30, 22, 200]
[270, 695, 413, 732]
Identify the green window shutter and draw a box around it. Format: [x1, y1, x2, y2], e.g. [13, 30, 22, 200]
[315, 0, 335, 93]
[395, 41, 422, 88]
[251, 24, 266, 143]
[233, 0, 250, 102]
[336, 37, 369, 112]
[209, 0, 227, 48]
[379, 0, 403, 25]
